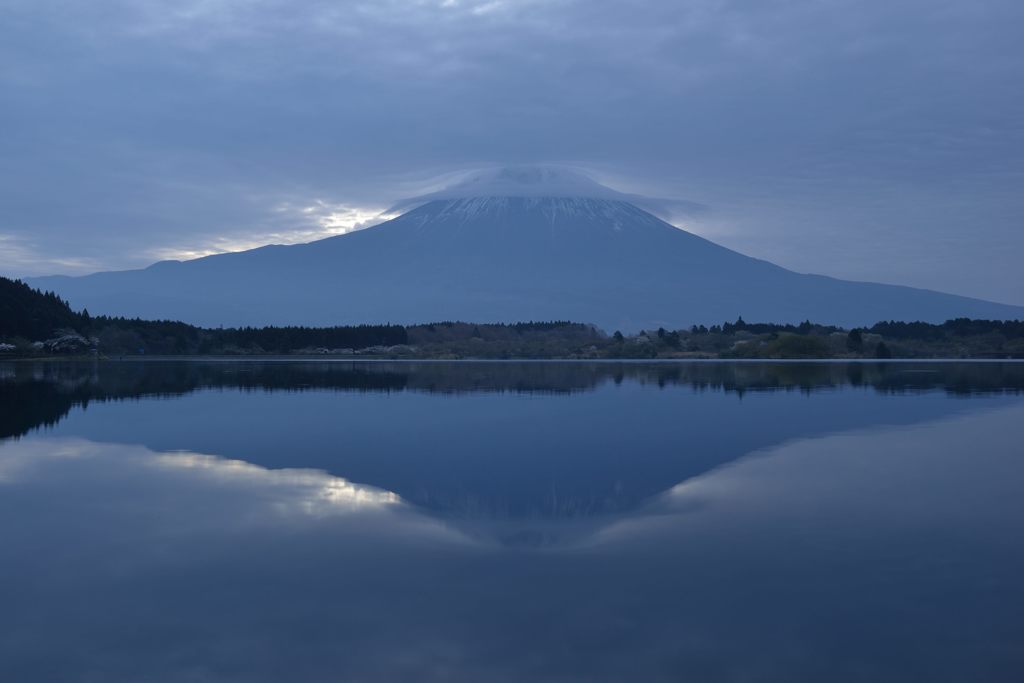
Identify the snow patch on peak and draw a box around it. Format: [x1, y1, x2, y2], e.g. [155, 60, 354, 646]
[388, 165, 709, 223]
[395, 196, 671, 238]
[390, 165, 617, 209]
[430, 196, 648, 220]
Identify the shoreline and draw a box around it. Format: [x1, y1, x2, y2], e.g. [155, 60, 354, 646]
[5, 355, 1024, 364]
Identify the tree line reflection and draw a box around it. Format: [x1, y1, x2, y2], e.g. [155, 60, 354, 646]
[2, 359, 1023, 439]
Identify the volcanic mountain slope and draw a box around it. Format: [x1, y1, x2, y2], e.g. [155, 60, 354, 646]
[28, 172, 1024, 331]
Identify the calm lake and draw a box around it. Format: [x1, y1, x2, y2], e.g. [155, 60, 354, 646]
[2, 360, 1023, 682]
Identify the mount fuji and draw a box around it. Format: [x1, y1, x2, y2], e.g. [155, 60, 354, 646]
[27, 167, 1024, 331]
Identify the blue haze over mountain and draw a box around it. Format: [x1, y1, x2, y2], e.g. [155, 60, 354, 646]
[28, 168, 1024, 331]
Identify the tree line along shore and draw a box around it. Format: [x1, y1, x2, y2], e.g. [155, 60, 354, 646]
[3, 276, 1023, 360]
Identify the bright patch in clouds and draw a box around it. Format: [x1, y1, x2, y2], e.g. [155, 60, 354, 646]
[148, 202, 394, 263]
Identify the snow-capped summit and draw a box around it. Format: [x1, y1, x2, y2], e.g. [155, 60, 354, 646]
[27, 171, 1024, 331]
[388, 165, 700, 218]
[393, 165, 624, 205]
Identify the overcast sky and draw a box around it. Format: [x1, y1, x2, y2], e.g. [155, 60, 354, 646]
[2, 0, 1022, 304]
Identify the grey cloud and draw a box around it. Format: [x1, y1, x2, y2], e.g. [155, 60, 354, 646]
[0, 0, 1021, 301]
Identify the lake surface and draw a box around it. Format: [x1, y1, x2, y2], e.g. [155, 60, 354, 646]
[2, 360, 1023, 682]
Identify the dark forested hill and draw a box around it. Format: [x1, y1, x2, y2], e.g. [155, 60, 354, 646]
[0, 276, 82, 340]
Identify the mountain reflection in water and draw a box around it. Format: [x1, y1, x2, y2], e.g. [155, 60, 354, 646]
[2, 360, 1022, 530]
[1, 379, 1022, 682]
